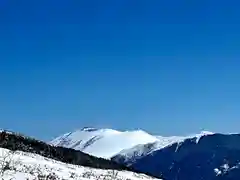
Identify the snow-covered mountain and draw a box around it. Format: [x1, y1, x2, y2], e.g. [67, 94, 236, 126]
[0, 147, 160, 180]
[112, 131, 214, 165]
[3, 128, 240, 180]
[112, 135, 188, 166]
[50, 127, 159, 159]
[50, 127, 214, 162]
[118, 133, 240, 180]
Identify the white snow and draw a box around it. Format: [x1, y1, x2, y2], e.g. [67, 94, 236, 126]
[0, 148, 160, 180]
[116, 135, 187, 162]
[221, 163, 230, 172]
[214, 163, 238, 176]
[50, 128, 215, 162]
[194, 131, 214, 143]
[50, 128, 158, 159]
[214, 168, 222, 176]
[115, 131, 215, 162]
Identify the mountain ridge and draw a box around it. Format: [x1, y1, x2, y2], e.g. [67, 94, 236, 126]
[50, 128, 159, 159]
[116, 133, 240, 180]
[50, 127, 215, 160]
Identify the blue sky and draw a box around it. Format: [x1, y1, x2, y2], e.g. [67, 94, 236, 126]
[0, 0, 240, 140]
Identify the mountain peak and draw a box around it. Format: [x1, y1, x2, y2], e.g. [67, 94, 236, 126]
[199, 130, 214, 135]
[50, 127, 217, 159]
[50, 127, 158, 159]
[81, 127, 99, 132]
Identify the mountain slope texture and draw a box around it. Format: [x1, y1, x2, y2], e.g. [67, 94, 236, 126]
[50, 127, 159, 159]
[112, 131, 213, 166]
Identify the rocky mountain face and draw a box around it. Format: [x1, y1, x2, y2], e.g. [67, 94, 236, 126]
[113, 133, 240, 180]
[111, 131, 212, 166]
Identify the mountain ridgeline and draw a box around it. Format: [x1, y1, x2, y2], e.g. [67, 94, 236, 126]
[50, 128, 159, 159]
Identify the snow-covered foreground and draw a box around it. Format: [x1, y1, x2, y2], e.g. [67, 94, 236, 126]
[0, 148, 160, 180]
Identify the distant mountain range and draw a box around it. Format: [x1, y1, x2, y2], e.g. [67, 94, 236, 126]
[51, 128, 240, 180]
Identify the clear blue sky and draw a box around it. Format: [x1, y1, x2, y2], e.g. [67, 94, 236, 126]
[0, 0, 240, 140]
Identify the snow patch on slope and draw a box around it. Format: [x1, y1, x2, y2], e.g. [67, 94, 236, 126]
[116, 135, 187, 163]
[50, 128, 158, 159]
[214, 162, 240, 176]
[114, 131, 215, 163]
[0, 148, 160, 180]
[193, 131, 214, 143]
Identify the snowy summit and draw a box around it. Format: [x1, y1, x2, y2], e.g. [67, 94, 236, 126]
[50, 128, 215, 160]
[50, 128, 158, 159]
